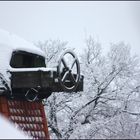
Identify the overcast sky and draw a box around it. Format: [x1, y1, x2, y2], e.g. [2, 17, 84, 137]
[0, 1, 140, 55]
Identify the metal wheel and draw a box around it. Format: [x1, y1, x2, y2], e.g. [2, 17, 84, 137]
[57, 50, 80, 92]
[25, 88, 39, 102]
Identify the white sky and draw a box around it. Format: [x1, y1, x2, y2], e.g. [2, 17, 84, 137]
[0, 1, 140, 55]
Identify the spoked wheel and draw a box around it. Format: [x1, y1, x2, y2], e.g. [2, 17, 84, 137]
[25, 88, 39, 102]
[57, 50, 80, 92]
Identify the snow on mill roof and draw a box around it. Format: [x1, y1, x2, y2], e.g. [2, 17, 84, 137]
[0, 29, 45, 81]
[0, 28, 45, 56]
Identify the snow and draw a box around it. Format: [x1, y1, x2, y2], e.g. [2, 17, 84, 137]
[0, 28, 45, 57]
[9, 67, 57, 72]
[0, 114, 30, 139]
[0, 28, 46, 84]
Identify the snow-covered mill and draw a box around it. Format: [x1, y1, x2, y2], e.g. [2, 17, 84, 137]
[0, 29, 84, 138]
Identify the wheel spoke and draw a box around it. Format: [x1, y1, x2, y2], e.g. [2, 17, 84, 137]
[62, 71, 69, 83]
[62, 58, 68, 68]
[71, 58, 76, 70]
[69, 72, 76, 84]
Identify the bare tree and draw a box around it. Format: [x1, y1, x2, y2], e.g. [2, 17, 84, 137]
[35, 40, 67, 67]
[36, 37, 140, 139]
[62, 38, 140, 139]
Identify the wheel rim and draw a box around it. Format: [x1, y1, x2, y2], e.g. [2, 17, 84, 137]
[57, 50, 80, 92]
[25, 88, 38, 102]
